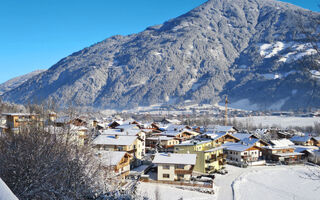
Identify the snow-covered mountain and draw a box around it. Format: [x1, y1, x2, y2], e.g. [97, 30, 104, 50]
[0, 70, 46, 95]
[2, 0, 320, 110]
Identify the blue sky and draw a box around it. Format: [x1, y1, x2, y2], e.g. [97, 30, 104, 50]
[0, 0, 319, 84]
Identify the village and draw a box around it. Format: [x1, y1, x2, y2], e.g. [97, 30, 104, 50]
[1, 110, 320, 199]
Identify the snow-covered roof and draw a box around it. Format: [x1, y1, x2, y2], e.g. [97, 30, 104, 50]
[2, 113, 34, 116]
[147, 136, 178, 141]
[233, 133, 253, 140]
[166, 124, 188, 131]
[290, 136, 311, 143]
[274, 152, 304, 157]
[240, 138, 260, 146]
[152, 153, 197, 165]
[97, 151, 128, 166]
[100, 129, 141, 136]
[175, 139, 211, 146]
[160, 130, 181, 137]
[0, 178, 18, 200]
[222, 143, 255, 152]
[269, 139, 294, 147]
[93, 135, 137, 146]
[312, 137, 320, 142]
[204, 132, 227, 140]
[213, 125, 237, 133]
[116, 124, 139, 130]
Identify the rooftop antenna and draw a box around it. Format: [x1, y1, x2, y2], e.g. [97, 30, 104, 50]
[225, 96, 228, 126]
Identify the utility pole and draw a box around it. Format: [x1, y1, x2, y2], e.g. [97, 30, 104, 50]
[225, 96, 228, 126]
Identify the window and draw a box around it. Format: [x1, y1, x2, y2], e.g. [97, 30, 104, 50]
[176, 164, 184, 169]
[163, 174, 170, 178]
[163, 165, 170, 169]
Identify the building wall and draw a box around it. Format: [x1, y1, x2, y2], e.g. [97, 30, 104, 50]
[157, 164, 175, 181]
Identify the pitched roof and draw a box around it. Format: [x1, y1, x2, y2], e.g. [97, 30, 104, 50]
[233, 133, 253, 140]
[93, 135, 137, 146]
[269, 139, 294, 147]
[290, 136, 311, 143]
[222, 143, 255, 152]
[175, 139, 212, 146]
[152, 153, 197, 165]
[213, 125, 237, 133]
[97, 151, 129, 166]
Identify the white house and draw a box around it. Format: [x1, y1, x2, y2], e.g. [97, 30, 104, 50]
[223, 143, 263, 166]
[152, 153, 197, 182]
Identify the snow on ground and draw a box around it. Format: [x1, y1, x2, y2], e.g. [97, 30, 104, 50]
[214, 165, 320, 200]
[233, 116, 320, 128]
[0, 178, 18, 200]
[136, 182, 216, 200]
[233, 165, 320, 200]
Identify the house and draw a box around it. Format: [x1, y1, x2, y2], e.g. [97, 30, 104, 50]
[100, 128, 146, 157]
[159, 130, 196, 141]
[233, 133, 268, 147]
[211, 125, 238, 134]
[223, 143, 264, 166]
[146, 136, 180, 152]
[174, 139, 226, 173]
[290, 135, 314, 146]
[311, 137, 320, 147]
[262, 139, 304, 164]
[92, 135, 144, 163]
[97, 151, 132, 179]
[152, 153, 197, 181]
[2, 113, 43, 133]
[203, 132, 240, 145]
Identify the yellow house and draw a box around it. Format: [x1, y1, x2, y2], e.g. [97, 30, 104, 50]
[174, 139, 226, 173]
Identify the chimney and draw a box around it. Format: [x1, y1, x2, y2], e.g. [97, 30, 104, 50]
[115, 134, 119, 139]
[168, 153, 171, 157]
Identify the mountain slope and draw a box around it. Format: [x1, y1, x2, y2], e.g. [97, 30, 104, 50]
[2, 0, 320, 110]
[0, 70, 46, 95]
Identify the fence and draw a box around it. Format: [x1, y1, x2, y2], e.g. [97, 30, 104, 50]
[140, 179, 213, 188]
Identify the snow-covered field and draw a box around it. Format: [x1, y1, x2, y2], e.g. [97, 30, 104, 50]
[233, 166, 320, 200]
[214, 165, 320, 200]
[233, 116, 320, 128]
[136, 182, 216, 200]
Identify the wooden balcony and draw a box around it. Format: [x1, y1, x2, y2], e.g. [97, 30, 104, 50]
[175, 169, 193, 174]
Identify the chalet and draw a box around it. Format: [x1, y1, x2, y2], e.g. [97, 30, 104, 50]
[146, 136, 179, 152]
[233, 133, 268, 147]
[97, 151, 132, 179]
[92, 135, 144, 163]
[159, 130, 197, 141]
[2, 113, 43, 133]
[100, 128, 145, 157]
[223, 143, 264, 166]
[203, 132, 240, 145]
[152, 153, 197, 181]
[54, 116, 71, 127]
[290, 135, 314, 146]
[262, 139, 304, 164]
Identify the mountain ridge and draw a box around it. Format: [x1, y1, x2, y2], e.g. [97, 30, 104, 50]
[2, 0, 320, 110]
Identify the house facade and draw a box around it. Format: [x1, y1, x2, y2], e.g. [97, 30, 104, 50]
[152, 153, 197, 182]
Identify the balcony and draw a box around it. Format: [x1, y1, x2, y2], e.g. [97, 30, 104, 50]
[175, 169, 193, 174]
